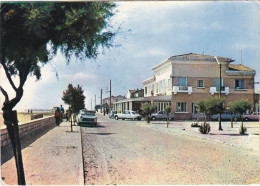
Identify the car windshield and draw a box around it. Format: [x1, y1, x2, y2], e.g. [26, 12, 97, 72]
[132, 111, 136, 114]
[82, 111, 95, 115]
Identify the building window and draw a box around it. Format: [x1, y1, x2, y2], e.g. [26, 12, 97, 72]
[235, 79, 245, 89]
[192, 103, 198, 114]
[176, 102, 186, 112]
[197, 80, 204, 88]
[145, 87, 147, 94]
[178, 77, 187, 87]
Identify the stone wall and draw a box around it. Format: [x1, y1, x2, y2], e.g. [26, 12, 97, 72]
[1, 116, 55, 147]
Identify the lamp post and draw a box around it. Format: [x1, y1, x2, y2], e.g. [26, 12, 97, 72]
[170, 73, 175, 112]
[215, 56, 223, 131]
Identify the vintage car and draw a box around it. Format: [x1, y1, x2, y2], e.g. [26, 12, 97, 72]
[76, 109, 97, 126]
[243, 112, 260, 121]
[211, 111, 239, 121]
[114, 110, 142, 121]
[150, 111, 174, 121]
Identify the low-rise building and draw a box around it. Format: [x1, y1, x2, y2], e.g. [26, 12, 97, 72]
[143, 53, 256, 120]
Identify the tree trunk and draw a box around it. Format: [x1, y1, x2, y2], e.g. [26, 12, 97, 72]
[230, 114, 233, 128]
[3, 110, 26, 185]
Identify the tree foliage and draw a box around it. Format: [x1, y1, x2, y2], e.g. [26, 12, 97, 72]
[230, 100, 251, 134]
[62, 84, 85, 113]
[205, 97, 225, 116]
[0, 2, 116, 110]
[140, 102, 157, 123]
[196, 100, 207, 122]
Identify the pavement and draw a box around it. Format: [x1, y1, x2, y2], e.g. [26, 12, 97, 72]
[1, 121, 84, 185]
[136, 120, 260, 152]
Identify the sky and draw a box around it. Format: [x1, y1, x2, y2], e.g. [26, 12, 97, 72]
[0, 1, 260, 111]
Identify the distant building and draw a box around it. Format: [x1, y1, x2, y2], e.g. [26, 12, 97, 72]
[102, 95, 126, 108]
[126, 89, 144, 98]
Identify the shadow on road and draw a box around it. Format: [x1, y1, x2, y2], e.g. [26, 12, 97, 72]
[80, 124, 106, 128]
[1, 124, 56, 165]
[86, 133, 115, 136]
[209, 133, 249, 136]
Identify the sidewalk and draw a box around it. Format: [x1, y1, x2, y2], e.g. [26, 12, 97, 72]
[137, 120, 260, 152]
[1, 121, 84, 185]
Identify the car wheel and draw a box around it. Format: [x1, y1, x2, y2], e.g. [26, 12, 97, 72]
[152, 117, 156, 121]
[115, 116, 118, 120]
[137, 118, 141, 121]
[245, 117, 249, 121]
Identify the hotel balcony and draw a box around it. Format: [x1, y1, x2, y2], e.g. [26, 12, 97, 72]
[173, 86, 192, 94]
[210, 87, 230, 95]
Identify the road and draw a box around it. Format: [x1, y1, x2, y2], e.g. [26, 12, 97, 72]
[81, 114, 259, 185]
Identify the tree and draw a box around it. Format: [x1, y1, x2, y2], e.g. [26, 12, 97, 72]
[62, 84, 85, 113]
[230, 100, 251, 134]
[196, 100, 207, 122]
[205, 97, 225, 130]
[226, 102, 234, 128]
[1, 2, 117, 184]
[166, 106, 171, 128]
[140, 102, 157, 123]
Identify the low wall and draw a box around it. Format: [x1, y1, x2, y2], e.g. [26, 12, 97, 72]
[1, 116, 55, 147]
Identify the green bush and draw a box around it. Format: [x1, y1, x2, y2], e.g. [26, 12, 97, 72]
[239, 126, 247, 135]
[199, 122, 211, 134]
[191, 122, 200, 127]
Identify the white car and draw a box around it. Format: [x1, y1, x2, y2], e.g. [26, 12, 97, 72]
[77, 109, 97, 126]
[114, 110, 142, 121]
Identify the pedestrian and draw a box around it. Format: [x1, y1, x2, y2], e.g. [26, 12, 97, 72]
[59, 105, 64, 122]
[55, 108, 60, 126]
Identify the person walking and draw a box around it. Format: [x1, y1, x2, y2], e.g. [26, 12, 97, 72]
[59, 105, 64, 123]
[55, 108, 60, 126]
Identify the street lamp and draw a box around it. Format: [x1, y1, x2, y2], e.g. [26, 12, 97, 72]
[170, 73, 175, 112]
[215, 56, 223, 131]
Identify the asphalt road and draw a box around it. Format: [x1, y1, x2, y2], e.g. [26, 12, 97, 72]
[81, 114, 259, 185]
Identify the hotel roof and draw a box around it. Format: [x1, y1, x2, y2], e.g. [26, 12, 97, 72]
[152, 53, 234, 70]
[228, 64, 255, 72]
[169, 53, 234, 62]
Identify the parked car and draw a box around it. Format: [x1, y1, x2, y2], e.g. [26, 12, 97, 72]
[211, 111, 238, 121]
[109, 110, 117, 119]
[114, 110, 142, 121]
[150, 111, 174, 121]
[76, 109, 97, 126]
[243, 112, 260, 121]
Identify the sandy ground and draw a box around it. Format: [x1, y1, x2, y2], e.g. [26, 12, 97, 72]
[81, 114, 259, 185]
[0, 112, 54, 129]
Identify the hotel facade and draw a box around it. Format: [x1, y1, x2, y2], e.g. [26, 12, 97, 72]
[143, 53, 256, 120]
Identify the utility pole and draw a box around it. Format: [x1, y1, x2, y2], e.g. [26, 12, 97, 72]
[100, 89, 102, 113]
[95, 94, 96, 107]
[215, 56, 223, 131]
[110, 80, 112, 109]
[91, 98, 92, 110]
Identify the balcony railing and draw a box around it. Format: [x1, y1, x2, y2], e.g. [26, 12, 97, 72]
[210, 87, 229, 95]
[173, 86, 192, 94]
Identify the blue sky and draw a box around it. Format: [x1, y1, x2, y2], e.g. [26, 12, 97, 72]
[1, 1, 259, 110]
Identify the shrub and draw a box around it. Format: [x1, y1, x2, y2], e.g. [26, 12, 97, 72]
[239, 126, 247, 135]
[199, 122, 211, 134]
[191, 122, 200, 127]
